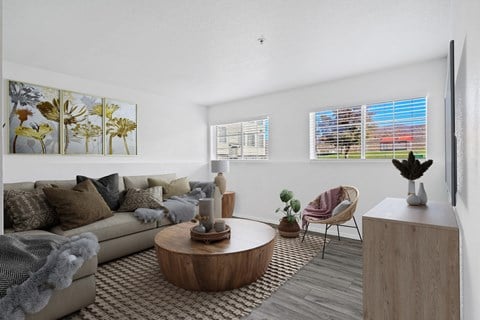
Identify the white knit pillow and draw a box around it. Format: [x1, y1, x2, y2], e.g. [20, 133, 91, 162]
[332, 200, 351, 216]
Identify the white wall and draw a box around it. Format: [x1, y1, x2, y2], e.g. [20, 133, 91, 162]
[452, 0, 480, 318]
[3, 62, 210, 182]
[208, 58, 447, 238]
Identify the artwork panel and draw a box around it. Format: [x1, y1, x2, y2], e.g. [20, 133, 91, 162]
[105, 99, 137, 155]
[63, 91, 103, 155]
[8, 80, 60, 154]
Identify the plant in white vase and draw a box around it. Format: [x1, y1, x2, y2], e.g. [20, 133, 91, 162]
[392, 151, 433, 205]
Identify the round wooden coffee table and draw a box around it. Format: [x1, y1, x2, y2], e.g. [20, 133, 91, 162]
[154, 218, 276, 291]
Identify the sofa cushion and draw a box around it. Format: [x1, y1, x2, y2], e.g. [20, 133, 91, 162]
[35, 180, 76, 189]
[148, 177, 190, 199]
[117, 187, 164, 212]
[50, 212, 158, 242]
[4, 181, 35, 191]
[4, 188, 58, 232]
[123, 174, 176, 190]
[43, 180, 113, 230]
[76, 173, 120, 210]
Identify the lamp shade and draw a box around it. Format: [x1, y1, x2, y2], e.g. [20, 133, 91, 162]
[211, 160, 230, 173]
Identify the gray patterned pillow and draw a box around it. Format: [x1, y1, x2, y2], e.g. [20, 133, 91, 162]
[5, 188, 58, 231]
[117, 187, 164, 212]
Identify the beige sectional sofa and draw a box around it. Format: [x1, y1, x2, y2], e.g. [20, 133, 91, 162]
[3, 173, 221, 320]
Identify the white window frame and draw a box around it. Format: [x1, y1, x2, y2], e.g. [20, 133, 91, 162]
[310, 97, 427, 160]
[211, 117, 269, 160]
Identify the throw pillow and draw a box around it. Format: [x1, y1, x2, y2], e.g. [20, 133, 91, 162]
[4, 188, 58, 232]
[148, 177, 190, 199]
[43, 179, 113, 230]
[4, 189, 15, 229]
[332, 199, 352, 216]
[187, 188, 206, 200]
[117, 187, 166, 212]
[76, 173, 120, 210]
[147, 186, 163, 203]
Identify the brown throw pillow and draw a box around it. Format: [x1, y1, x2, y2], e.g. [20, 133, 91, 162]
[147, 177, 190, 199]
[4, 187, 58, 232]
[43, 179, 113, 230]
[117, 187, 165, 212]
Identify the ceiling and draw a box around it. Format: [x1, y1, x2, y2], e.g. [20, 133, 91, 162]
[4, 0, 452, 106]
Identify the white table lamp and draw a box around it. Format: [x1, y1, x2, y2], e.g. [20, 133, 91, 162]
[211, 160, 230, 194]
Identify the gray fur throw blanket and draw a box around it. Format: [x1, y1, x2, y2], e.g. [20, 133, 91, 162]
[133, 208, 165, 223]
[0, 232, 99, 320]
[134, 187, 207, 224]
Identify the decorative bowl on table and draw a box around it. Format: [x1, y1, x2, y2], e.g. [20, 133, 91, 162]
[190, 225, 231, 244]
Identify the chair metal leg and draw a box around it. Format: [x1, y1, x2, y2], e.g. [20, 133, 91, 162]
[321, 224, 328, 259]
[336, 224, 341, 240]
[353, 216, 363, 242]
[302, 222, 309, 242]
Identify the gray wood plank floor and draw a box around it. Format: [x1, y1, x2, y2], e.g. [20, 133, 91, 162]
[244, 235, 363, 320]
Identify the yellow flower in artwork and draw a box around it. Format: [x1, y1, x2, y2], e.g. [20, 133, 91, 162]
[91, 103, 119, 120]
[15, 123, 53, 140]
[63, 100, 87, 125]
[37, 98, 61, 121]
[15, 123, 53, 154]
[105, 104, 120, 119]
[37, 98, 87, 124]
[37, 98, 87, 153]
[91, 104, 103, 117]
[107, 117, 137, 138]
[72, 121, 102, 153]
[106, 117, 137, 155]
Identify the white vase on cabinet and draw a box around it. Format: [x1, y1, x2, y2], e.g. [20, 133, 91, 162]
[418, 182, 427, 205]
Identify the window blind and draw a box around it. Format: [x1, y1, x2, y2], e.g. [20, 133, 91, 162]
[310, 97, 427, 160]
[213, 117, 269, 160]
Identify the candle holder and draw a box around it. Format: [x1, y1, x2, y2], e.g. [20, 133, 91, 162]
[190, 224, 231, 244]
[198, 198, 214, 231]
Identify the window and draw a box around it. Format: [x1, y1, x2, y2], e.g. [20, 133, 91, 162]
[217, 127, 227, 144]
[310, 97, 427, 160]
[213, 117, 269, 160]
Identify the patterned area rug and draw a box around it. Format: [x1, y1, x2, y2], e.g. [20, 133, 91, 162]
[66, 233, 327, 320]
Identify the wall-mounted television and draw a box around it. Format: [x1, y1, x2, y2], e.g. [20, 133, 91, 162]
[444, 40, 457, 206]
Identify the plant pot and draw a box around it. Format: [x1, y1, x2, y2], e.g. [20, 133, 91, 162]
[278, 217, 300, 238]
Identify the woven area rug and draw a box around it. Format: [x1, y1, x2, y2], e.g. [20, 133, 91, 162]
[66, 233, 327, 320]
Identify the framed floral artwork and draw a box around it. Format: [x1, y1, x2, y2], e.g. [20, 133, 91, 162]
[8, 80, 60, 154]
[7, 80, 138, 156]
[104, 98, 137, 155]
[62, 91, 103, 154]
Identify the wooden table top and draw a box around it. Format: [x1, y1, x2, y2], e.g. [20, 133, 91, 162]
[154, 218, 276, 256]
[362, 197, 458, 230]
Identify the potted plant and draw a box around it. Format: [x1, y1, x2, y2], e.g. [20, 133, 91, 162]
[392, 151, 433, 205]
[275, 189, 301, 238]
